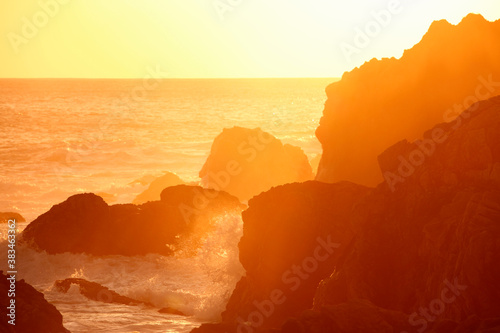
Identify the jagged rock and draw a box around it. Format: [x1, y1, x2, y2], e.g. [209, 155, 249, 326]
[158, 307, 187, 316]
[313, 97, 500, 324]
[221, 181, 370, 329]
[54, 278, 148, 306]
[20, 185, 243, 256]
[0, 212, 25, 223]
[0, 271, 70, 333]
[190, 323, 239, 333]
[316, 14, 500, 187]
[190, 97, 500, 333]
[133, 172, 185, 204]
[200, 127, 314, 201]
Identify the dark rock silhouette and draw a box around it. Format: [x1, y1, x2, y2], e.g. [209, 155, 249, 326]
[222, 181, 370, 329]
[316, 14, 500, 187]
[133, 171, 185, 204]
[0, 212, 25, 223]
[190, 323, 240, 333]
[315, 96, 500, 322]
[200, 127, 314, 201]
[54, 278, 187, 316]
[54, 278, 148, 306]
[0, 271, 70, 333]
[191, 96, 500, 332]
[158, 307, 187, 316]
[20, 185, 243, 256]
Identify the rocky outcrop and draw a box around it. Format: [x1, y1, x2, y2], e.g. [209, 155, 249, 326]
[192, 96, 500, 333]
[316, 14, 500, 187]
[54, 278, 148, 306]
[221, 181, 370, 329]
[289, 97, 500, 332]
[0, 212, 25, 223]
[158, 307, 187, 316]
[54, 278, 187, 316]
[200, 127, 314, 201]
[0, 271, 70, 333]
[20, 185, 244, 256]
[133, 172, 185, 204]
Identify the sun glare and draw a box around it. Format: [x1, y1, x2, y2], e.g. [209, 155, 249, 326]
[1, 0, 499, 78]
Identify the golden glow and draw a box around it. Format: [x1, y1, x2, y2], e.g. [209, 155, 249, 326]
[1, 0, 499, 78]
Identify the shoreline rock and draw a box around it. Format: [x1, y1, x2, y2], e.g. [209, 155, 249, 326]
[0, 212, 25, 223]
[20, 185, 244, 256]
[191, 95, 500, 333]
[0, 271, 70, 333]
[316, 14, 500, 187]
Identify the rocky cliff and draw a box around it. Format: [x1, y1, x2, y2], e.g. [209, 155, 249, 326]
[222, 181, 370, 329]
[0, 271, 70, 333]
[192, 95, 500, 333]
[316, 14, 500, 187]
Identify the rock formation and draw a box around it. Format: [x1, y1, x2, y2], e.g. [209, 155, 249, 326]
[133, 171, 185, 204]
[200, 127, 314, 201]
[54, 278, 148, 306]
[316, 95, 500, 321]
[0, 212, 25, 223]
[316, 14, 500, 187]
[0, 271, 70, 333]
[191, 95, 500, 332]
[20, 185, 243, 256]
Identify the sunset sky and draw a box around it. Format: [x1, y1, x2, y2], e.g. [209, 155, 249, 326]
[1, 0, 499, 78]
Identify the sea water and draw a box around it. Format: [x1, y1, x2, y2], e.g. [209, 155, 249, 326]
[0, 78, 334, 332]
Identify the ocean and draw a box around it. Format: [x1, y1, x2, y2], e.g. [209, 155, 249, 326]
[0, 78, 334, 332]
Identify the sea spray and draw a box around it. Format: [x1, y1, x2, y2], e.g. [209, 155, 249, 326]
[0, 211, 244, 331]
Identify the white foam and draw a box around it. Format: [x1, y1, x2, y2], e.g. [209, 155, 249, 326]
[0, 211, 244, 324]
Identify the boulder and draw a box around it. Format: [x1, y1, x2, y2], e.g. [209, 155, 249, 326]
[0, 212, 25, 223]
[158, 307, 187, 316]
[221, 181, 370, 329]
[0, 271, 70, 333]
[20, 185, 244, 256]
[200, 127, 314, 201]
[54, 278, 148, 306]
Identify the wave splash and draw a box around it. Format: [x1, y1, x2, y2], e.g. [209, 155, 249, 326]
[0, 211, 244, 332]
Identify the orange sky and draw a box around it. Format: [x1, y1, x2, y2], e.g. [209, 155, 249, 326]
[1, 0, 499, 78]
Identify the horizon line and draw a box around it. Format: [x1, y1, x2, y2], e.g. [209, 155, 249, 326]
[0, 77, 340, 80]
